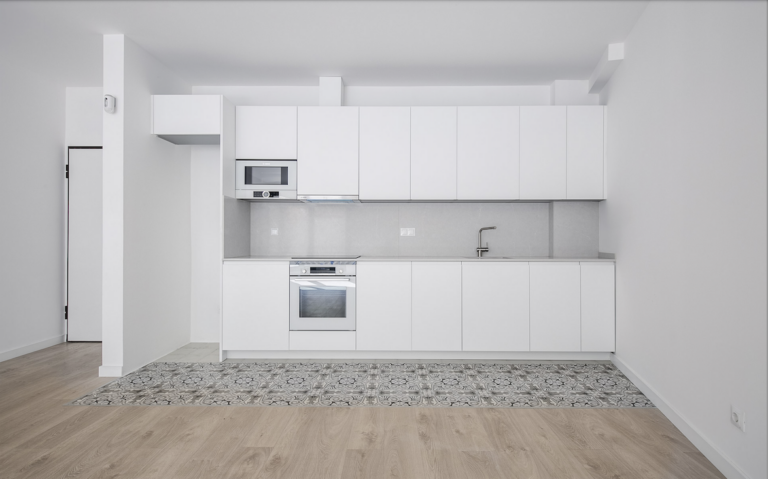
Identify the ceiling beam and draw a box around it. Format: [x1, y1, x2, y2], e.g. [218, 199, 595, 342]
[588, 43, 624, 94]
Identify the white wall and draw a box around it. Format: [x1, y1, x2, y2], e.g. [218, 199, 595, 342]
[65, 87, 102, 147]
[101, 34, 192, 376]
[192, 85, 553, 106]
[599, 3, 767, 479]
[0, 59, 66, 361]
[191, 145, 221, 342]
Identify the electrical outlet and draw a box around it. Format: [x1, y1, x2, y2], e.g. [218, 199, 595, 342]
[731, 405, 746, 432]
[270, 228, 278, 236]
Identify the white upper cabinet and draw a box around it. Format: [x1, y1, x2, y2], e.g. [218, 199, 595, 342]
[529, 262, 581, 351]
[520, 106, 567, 200]
[411, 107, 457, 200]
[152, 95, 220, 135]
[580, 262, 615, 352]
[236, 106, 297, 159]
[359, 107, 411, 200]
[462, 262, 530, 352]
[457, 107, 520, 200]
[222, 261, 289, 351]
[356, 262, 412, 351]
[412, 262, 462, 351]
[297, 107, 359, 196]
[567, 106, 605, 199]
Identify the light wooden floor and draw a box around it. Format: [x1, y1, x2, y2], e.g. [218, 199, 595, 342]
[0, 343, 725, 479]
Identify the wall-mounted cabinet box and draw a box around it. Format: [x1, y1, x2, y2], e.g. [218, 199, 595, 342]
[359, 107, 411, 200]
[151, 95, 221, 144]
[458, 106, 520, 200]
[297, 107, 359, 196]
[529, 262, 581, 351]
[520, 106, 567, 200]
[222, 262, 289, 351]
[411, 107, 457, 200]
[235, 106, 297, 159]
[580, 262, 615, 351]
[462, 262, 530, 351]
[567, 106, 605, 199]
[411, 262, 462, 351]
[356, 262, 412, 351]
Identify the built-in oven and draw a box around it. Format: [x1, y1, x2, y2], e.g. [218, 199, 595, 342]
[235, 160, 297, 200]
[289, 260, 356, 331]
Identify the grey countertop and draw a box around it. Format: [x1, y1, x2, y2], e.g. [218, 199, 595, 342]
[223, 256, 614, 263]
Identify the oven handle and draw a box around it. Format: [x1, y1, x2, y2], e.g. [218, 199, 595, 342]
[291, 278, 356, 286]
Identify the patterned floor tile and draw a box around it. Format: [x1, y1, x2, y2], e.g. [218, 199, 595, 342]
[70, 361, 654, 408]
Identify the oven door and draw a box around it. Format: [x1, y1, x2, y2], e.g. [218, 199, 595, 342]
[236, 160, 296, 191]
[290, 277, 356, 331]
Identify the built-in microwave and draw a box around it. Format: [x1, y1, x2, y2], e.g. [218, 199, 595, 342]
[235, 160, 297, 200]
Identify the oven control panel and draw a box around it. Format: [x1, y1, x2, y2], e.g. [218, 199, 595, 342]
[289, 262, 356, 276]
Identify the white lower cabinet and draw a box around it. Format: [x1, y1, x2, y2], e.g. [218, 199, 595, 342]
[222, 262, 289, 350]
[412, 262, 462, 351]
[462, 262, 530, 351]
[290, 331, 356, 351]
[529, 263, 581, 351]
[580, 263, 615, 352]
[356, 262, 412, 350]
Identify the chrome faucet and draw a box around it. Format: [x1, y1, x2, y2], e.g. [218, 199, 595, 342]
[476, 226, 497, 257]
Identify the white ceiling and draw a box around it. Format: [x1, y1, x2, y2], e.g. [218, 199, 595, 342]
[0, 1, 649, 87]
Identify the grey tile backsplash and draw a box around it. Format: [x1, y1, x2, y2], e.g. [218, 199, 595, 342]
[249, 202, 598, 258]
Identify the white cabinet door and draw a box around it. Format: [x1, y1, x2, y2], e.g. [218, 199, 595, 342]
[411, 107, 457, 200]
[152, 95, 221, 134]
[457, 107, 520, 200]
[412, 262, 462, 351]
[462, 262, 530, 351]
[236, 106, 297, 159]
[567, 106, 604, 199]
[222, 262, 289, 350]
[520, 106, 566, 199]
[581, 262, 615, 352]
[359, 107, 410, 200]
[357, 262, 412, 351]
[530, 263, 580, 351]
[297, 107, 359, 196]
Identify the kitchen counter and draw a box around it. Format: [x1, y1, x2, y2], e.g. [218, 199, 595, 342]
[223, 256, 615, 262]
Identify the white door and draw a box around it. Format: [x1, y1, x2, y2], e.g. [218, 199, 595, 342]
[412, 262, 462, 351]
[236, 106, 297, 159]
[457, 106, 520, 200]
[297, 107, 359, 196]
[411, 107, 457, 200]
[529, 262, 581, 351]
[222, 261, 289, 350]
[462, 262, 530, 351]
[520, 106, 567, 199]
[581, 262, 615, 352]
[567, 106, 604, 199]
[67, 148, 103, 341]
[359, 107, 411, 200]
[356, 262, 412, 351]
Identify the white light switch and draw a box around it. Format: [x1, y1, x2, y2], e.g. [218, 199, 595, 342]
[271, 228, 278, 236]
[400, 228, 416, 236]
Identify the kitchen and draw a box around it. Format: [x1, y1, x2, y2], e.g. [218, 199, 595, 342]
[154, 98, 616, 358]
[0, 1, 765, 478]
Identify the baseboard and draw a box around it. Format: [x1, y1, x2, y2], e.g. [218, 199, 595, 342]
[98, 365, 124, 377]
[0, 335, 65, 363]
[610, 353, 750, 479]
[225, 350, 612, 360]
